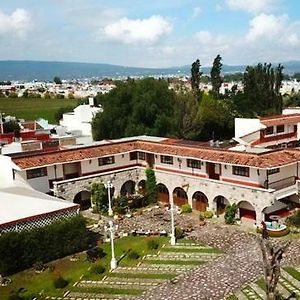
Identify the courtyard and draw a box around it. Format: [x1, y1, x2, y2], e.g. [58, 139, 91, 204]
[1, 206, 300, 300]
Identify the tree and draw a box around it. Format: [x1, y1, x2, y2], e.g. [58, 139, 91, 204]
[191, 59, 203, 100]
[92, 78, 176, 140]
[174, 91, 202, 139]
[210, 54, 223, 99]
[236, 63, 284, 116]
[259, 235, 290, 300]
[145, 168, 157, 204]
[90, 182, 108, 213]
[53, 76, 62, 85]
[3, 120, 20, 136]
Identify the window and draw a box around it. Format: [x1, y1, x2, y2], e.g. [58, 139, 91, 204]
[276, 125, 284, 133]
[266, 126, 274, 135]
[26, 167, 47, 179]
[267, 168, 280, 175]
[129, 152, 137, 160]
[98, 156, 115, 166]
[160, 155, 173, 165]
[187, 159, 201, 169]
[137, 151, 146, 160]
[232, 166, 249, 177]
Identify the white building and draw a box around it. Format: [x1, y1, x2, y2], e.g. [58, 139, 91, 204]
[59, 98, 102, 137]
[11, 135, 300, 225]
[0, 155, 79, 233]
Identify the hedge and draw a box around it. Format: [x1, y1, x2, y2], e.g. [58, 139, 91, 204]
[0, 215, 88, 275]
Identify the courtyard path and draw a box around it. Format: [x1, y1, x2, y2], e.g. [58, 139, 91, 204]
[132, 220, 300, 300]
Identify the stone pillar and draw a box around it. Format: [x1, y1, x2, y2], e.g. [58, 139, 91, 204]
[255, 207, 265, 225]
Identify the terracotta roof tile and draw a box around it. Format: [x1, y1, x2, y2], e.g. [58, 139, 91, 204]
[11, 138, 300, 169]
[260, 114, 300, 127]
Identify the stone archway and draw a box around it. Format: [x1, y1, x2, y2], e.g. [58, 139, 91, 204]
[120, 180, 136, 196]
[213, 195, 229, 215]
[73, 190, 91, 210]
[238, 201, 256, 220]
[137, 180, 146, 195]
[157, 183, 169, 204]
[173, 187, 188, 207]
[192, 191, 208, 212]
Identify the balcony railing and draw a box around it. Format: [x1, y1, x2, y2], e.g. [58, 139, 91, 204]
[267, 176, 296, 190]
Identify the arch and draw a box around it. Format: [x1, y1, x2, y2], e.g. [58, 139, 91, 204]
[120, 180, 136, 197]
[237, 200, 256, 220]
[157, 183, 169, 204]
[74, 190, 91, 210]
[192, 191, 208, 212]
[213, 195, 229, 215]
[137, 180, 146, 195]
[173, 187, 188, 207]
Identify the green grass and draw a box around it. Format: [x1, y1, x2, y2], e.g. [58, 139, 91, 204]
[0, 97, 78, 124]
[284, 267, 300, 280]
[161, 247, 222, 254]
[226, 295, 238, 300]
[255, 278, 267, 291]
[108, 272, 175, 279]
[70, 286, 143, 296]
[143, 260, 205, 265]
[1, 236, 169, 299]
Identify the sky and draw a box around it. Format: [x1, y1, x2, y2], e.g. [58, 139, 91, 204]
[0, 0, 299, 68]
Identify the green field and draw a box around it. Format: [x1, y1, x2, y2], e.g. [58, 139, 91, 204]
[0, 98, 79, 124]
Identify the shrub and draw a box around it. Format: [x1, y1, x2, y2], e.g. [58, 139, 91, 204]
[145, 168, 158, 203]
[54, 276, 68, 289]
[90, 264, 105, 274]
[181, 204, 192, 213]
[175, 226, 184, 239]
[147, 239, 159, 250]
[285, 211, 300, 228]
[86, 247, 106, 262]
[199, 214, 205, 221]
[0, 215, 88, 276]
[224, 204, 237, 224]
[202, 210, 214, 219]
[128, 250, 140, 260]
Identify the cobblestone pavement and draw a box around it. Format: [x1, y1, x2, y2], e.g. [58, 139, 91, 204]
[130, 218, 300, 300]
[87, 207, 300, 300]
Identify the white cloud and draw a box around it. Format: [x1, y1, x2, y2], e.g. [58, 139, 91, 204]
[0, 8, 32, 38]
[98, 15, 172, 45]
[192, 7, 202, 18]
[215, 4, 224, 12]
[246, 13, 287, 41]
[226, 0, 277, 13]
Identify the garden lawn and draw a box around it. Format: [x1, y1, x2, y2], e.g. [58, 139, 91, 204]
[0, 97, 78, 124]
[1, 236, 169, 299]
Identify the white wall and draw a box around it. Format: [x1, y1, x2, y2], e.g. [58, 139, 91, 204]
[235, 118, 262, 138]
[27, 176, 49, 193]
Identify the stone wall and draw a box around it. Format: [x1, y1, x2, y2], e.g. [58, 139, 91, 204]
[53, 166, 275, 223]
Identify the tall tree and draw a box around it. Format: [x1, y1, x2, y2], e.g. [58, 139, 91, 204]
[174, 91, 202, 139]
[145, 168, 157, 204]
[191, 59, 203, 100]
[210, 54, 223, 99]
[92, 78, 176, 140]
[235, 63, 284, 116]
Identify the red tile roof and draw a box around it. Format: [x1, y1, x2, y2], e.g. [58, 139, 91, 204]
[260, 114, 300, 126]
[11, 137, 300, 169]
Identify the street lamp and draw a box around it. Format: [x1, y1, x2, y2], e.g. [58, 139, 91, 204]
[170, 201, 177, 246]
[0, 112, 4, 135]
[105, 220, 118, 270]
[104, 180, 113, 216]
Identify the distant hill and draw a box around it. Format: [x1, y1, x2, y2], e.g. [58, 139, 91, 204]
[0, 60, 299, 81]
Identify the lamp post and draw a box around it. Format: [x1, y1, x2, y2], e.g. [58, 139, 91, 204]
[170, 201, 176, 246]
[0, 112, 4, 134]
[105, 220, 118, 270]
[105, 180, 113, 216]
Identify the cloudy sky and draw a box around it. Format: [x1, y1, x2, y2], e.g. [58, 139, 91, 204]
[0, 0, 299, 67]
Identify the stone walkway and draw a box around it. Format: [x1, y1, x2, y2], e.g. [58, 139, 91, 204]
[62, 208, 300, 300]
[132, 220, 300, 300]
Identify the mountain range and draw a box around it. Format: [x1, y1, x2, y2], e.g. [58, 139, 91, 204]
[0, 60, 300, 81]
